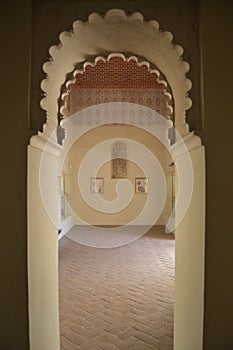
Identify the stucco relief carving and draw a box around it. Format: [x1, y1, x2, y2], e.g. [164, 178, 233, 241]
[69, 104, 172, 133]
[38, 8, 193, 144]
[60, 54, 173, 121]
[112, 141, 128, 179]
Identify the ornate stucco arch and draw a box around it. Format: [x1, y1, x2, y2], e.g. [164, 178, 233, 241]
[38, 9, 193, 142]
[28, 9, 205, 350]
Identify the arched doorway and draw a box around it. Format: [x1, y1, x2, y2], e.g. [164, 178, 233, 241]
[28, 10, 205, 350]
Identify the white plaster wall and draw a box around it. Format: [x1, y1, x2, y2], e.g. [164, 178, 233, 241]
[27, 145, 60, 350]
[161, 171, 175, 225]
[174, 146, 205, 350]
[62, 124, 173, 226]
[59, 215, 75, 239]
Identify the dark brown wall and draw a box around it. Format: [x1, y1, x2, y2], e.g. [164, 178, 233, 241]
[0, 1, 233, 349]
[0, 1, 31, 349]
[201, 0, 233, 349]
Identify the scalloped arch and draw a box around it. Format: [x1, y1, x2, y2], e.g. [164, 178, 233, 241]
[60, 53, 173, 120]
[40, 9, 192, 139]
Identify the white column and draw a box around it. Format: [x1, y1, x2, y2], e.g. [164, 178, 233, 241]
[174, 145, 205, 350]
[27, 136, 60, 350]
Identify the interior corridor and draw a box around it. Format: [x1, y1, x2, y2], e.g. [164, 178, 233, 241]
[59, 226, 175, 350]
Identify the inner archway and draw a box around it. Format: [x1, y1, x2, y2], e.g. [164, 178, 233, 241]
[58, 53, 174, 234]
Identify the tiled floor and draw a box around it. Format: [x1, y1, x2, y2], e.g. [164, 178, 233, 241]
[59, 226, 175, 350]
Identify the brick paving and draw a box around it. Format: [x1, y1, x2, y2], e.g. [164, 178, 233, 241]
[59, 226, 175, 350]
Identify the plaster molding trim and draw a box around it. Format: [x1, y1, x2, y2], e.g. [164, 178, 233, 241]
[29, 134, 62, 156]
[171, 132, 202, 157]
[40, 9, 193, 138]
[60, 53, 172, 119]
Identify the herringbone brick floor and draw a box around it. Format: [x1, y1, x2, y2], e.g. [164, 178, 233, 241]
[59, 226, 175, 350]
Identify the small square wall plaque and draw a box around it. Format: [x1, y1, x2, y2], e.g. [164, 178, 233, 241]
[135, 177, 148, 194]
[91, 177, 104, 194]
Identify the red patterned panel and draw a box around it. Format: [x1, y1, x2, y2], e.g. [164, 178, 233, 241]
[73, 57, 164, 89]
[63, 56, 171, 119]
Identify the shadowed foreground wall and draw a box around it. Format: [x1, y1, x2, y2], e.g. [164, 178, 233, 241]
[201, 1, 233, 349]
[0, 1, 31, 349]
